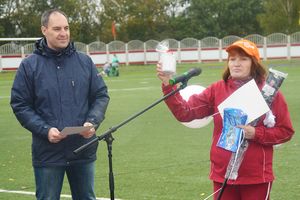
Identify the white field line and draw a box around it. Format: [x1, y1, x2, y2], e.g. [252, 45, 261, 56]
[0, 189, 122, 200]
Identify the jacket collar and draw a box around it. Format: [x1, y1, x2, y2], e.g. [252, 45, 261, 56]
[227, 77, 264, 90]
[34, 37, 75, 57]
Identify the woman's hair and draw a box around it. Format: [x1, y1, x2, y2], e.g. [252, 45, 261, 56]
[41, 9, 68, 27]
[222, 48, 267, 84]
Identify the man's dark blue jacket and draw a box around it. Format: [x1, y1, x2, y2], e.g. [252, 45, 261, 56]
[10, 38, 110, 167]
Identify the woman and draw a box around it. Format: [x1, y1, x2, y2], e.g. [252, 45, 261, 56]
[156, 39, 294, 200]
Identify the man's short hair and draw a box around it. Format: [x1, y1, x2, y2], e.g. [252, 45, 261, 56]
[41, 9, 68, 27]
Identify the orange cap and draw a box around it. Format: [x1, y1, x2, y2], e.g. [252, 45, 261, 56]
[226, 39, 260, 62]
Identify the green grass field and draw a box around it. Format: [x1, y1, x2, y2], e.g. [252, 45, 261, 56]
[0, 60, 299, 200]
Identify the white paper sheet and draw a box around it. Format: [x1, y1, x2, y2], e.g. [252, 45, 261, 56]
[60, 125, 96, 136]
[217, 79, 270, 124]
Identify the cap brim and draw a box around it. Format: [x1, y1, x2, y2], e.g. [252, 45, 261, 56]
[226, 45, 260, 61]
[226, 45, 252, 56]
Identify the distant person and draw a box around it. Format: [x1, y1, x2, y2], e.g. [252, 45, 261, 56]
[109, 54, 120, 76]
[10, 9, 110, 200]
[111, 54, 119, 68]
[156, 39, 294, 200]
[100, 61, 111, 76]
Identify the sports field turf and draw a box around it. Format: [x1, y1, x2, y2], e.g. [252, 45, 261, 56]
[0, 60, 299, 199]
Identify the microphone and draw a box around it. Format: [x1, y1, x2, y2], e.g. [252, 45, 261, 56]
[169, 68, 202, 85]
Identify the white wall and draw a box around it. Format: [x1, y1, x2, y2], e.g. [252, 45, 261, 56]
[1, 45, 300, 71]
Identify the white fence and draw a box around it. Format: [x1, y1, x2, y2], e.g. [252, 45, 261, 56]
[1, 32, 300, 71]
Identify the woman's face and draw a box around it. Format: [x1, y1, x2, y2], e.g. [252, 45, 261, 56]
[228, 49, 252, 80]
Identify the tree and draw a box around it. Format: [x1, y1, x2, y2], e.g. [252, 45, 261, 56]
[99, 0, 172, 42]
[187, 0, 264, 39]
[257, 0, 300, 34]
[2, 0, 299, 43]
[0, 0, 103, 43]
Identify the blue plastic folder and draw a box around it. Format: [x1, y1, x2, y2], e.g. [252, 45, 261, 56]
[217, 108, 248, 152]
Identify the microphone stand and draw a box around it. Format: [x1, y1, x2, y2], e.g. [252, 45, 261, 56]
[73, 82, 187, 200]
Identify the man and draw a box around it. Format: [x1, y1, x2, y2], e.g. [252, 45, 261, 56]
[110, 54, 120, 76]
[111, 54, 119, 68]
[100, 61, 111, 76]
[10, 9, 110, 200]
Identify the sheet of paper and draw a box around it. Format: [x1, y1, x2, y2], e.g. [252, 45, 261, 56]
[60, 125, 96, 136]
[217, 79, 270, 124]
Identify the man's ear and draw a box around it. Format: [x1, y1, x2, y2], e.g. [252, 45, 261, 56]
[41, 26, 46, 36]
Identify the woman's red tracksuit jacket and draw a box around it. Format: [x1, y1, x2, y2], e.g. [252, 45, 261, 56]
[162, 78, 294, 185]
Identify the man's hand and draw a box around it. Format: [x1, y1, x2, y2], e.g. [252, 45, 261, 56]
[48, 127, 67, 143]
[80, 122, 96, 139]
